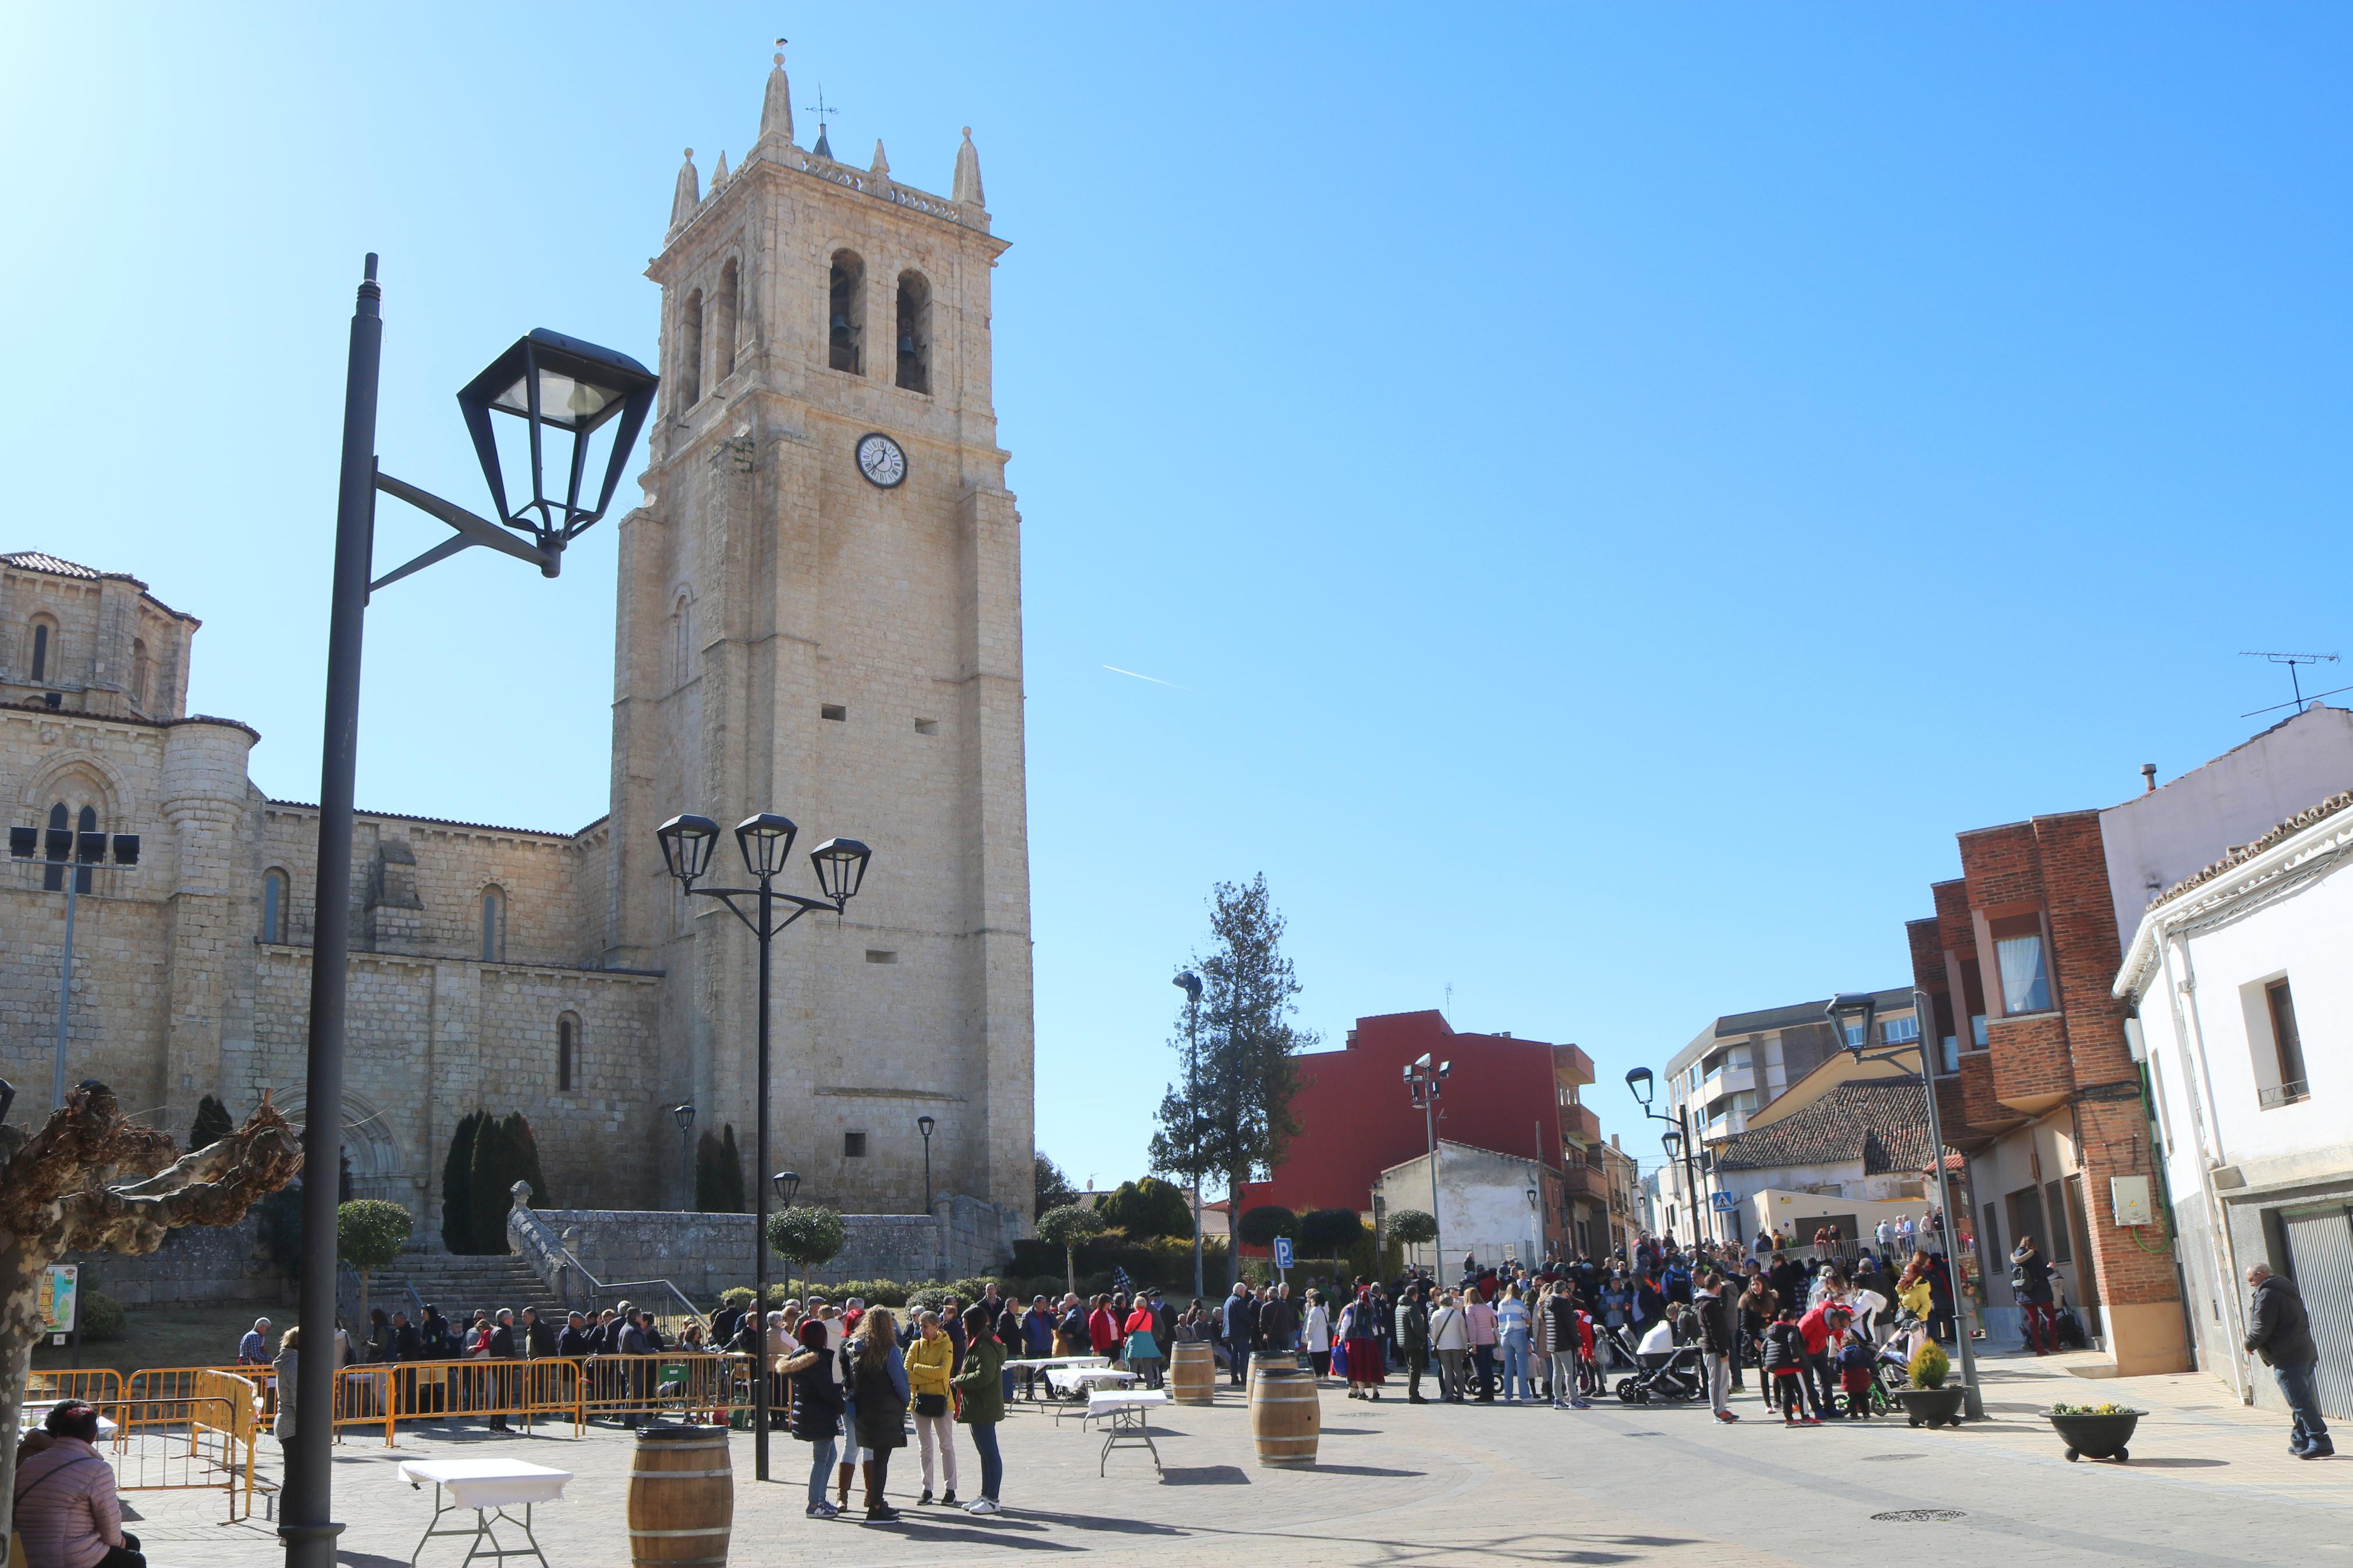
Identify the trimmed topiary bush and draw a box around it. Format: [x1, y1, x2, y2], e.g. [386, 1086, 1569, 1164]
[80, 1290, 127, 1342]
[1908, 1339, 1951, 1390]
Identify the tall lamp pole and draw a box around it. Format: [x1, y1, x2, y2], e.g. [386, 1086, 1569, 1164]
[657, 812, 870, 1480]
[1173, 971, 1205, 1298]
[917, 1115, 936, 1215]
[1404, 1054, 1451, 1275]
[1827, 992, 1983, 1419]
[282, 258, 656, 1568]
[673, 1103, 697, 1203]
[1624, 1068, 1704, 1251]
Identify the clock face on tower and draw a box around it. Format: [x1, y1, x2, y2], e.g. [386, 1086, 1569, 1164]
[855, 431, 907, 489]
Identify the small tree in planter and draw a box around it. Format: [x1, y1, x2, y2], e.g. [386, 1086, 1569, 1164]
[338, 1199, 413, 1325]
[1386, 1208, 1438, 1270]
[1893, 1339, 1965, 1428]
[766, 1206, 849, 1278]
[1036, 1204, 1106, 1295]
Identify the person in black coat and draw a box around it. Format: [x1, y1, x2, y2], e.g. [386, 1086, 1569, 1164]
[1220, 1285, 1260, 1386]
[2245, 1264, 2331, 1458]
[556, 1311, 595, 1358]
[785, 1320, 848, 1518]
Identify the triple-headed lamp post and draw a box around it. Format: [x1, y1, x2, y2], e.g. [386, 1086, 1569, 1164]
[656, 810, 870, 1480]
[285, 258, 656, 1568]
[1825, 991, 1983, 1419]
[1625, 1066, 1705, 1250]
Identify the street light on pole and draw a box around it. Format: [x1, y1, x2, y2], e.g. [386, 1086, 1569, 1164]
[283, 257, 656, 1568]
[673, 1103, 696, 1203]
[917, 1115, 936, 1215]
[1625, 1066, 1705, 1252]
[1404, 1054, 1450, 1275]
[1173, 970, 1205, 1297]
[1826, 991, 1983, 1420]
[657, 811, 869, 1481]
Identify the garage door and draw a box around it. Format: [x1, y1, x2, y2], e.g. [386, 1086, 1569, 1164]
[2282, 1203, 2353, 1420]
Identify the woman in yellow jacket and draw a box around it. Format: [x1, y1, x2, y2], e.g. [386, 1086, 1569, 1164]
[904, 1310, 960, 1506]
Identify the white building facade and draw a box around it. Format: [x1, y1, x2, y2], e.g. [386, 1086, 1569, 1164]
[2117, 788, 2353, 1422]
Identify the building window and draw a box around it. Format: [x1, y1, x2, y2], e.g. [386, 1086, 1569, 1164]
[843, 1131, 867, 1158]
[1881, 1014, 1920, 1045]
[29, 616, 56, 682]
[558, 1014, 579, 1091]
[2043, 1179, 2071, 1264]
[821, 703, 846, 721]
[73, 805, 96, 894]
[715, 258, 740, 381]
[828, 250, 865, 374]
[41, 801, 68, 891]
[1992, 916, 2052, 1014]
[669, 593, 694, 688]
[895, 270, 931, 393]
[679, 290, 704, 407]
[2261, 977, 2309, 1107]
[130, 638, 151, 707]
[481, 886, 506, 962]
[261, 867, 289, 943]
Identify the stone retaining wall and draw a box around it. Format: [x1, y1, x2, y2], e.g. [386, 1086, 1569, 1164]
[68, 1213, 288, 1312]
[512, 1192, 1021, 1302]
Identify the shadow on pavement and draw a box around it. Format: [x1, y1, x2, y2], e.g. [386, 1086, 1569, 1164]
[2121, 1457, 2228, 1468]
[1310, 1464, 1424, 1477]
[1159, 1465, 1250, 1485]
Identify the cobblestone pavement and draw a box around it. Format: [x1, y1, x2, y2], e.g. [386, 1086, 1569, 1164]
[115, 1347, 2343, 1567]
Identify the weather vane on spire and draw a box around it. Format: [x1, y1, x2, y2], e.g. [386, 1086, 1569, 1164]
[804, 82, 840, 129]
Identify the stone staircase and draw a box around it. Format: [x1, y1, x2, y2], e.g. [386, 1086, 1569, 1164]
[365, 1251, 554, 1320]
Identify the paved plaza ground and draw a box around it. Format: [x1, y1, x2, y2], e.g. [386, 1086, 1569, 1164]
[112, 1347, 2343, 1567]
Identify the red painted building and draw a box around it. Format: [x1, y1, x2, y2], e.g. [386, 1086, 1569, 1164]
[1235, 1011, 1609, 1256]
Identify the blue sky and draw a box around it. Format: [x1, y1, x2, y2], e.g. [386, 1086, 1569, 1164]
[7, 6, 2348, 1195]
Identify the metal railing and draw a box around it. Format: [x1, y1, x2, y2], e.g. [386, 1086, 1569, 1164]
[2258, 1079, 2311, 1108]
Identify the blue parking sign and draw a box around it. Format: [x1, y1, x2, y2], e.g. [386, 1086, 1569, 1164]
[1273, 1237, 1294, 1270]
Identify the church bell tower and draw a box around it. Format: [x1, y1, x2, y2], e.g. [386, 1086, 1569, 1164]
[608, 51, 1032, 1225]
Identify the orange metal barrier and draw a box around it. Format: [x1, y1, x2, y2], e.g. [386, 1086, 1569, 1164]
[94, 1396, 259, 1521]
[23, 1367, 123, 1410]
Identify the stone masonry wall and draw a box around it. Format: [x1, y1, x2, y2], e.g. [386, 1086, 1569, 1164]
[67, 1213, 286, 1313]
[520, 1194, 1020, 1303]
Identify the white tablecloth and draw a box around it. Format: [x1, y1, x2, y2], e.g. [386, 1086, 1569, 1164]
[1047, 1368, 1139, 1395]
[1003, 1356, 1108, 1372]
[399, 1458, 573, 1510]
[1087, 1389, 1170, 1416]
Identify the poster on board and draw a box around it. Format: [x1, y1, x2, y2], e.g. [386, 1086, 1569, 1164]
[40, 1263, 79, 1335]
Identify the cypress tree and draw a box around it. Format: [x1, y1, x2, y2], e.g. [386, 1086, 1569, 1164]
[694, 1129, 726, 1212]
[441, 1111, 483, 1253]
[507, 1112, 550, 1210]
[718, 1123, 746, 1213]
[467, 1112, 512, 1254]
[188, 1094, 235, 1151]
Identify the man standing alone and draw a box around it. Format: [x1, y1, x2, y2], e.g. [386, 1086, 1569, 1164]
[2245, 1264, 2333, 1459]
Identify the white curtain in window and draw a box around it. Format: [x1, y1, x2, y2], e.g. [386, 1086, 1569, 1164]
[1996, 934, 2050, 1013]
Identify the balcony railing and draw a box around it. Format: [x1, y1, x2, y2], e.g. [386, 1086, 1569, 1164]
[2258, 1080, 2311, 1110]
[1702, 1065, 1755, 1105]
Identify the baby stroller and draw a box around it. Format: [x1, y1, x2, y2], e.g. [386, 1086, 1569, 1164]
[1611, 1329, 1706, 1405]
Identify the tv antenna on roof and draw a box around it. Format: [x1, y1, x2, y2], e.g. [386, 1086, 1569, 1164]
[2240, 650, 2348, 718]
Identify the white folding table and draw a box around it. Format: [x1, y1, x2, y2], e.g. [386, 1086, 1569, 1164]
[1047, 1366, 1140, 1420]
[398, 1457, 571, 1566]
[1002, 1354, 1108, 1403]
[1083, 1389, 1169, 1476]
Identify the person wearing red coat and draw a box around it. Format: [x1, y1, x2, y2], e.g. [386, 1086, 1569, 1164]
[1796, 1303, 1848, 1420]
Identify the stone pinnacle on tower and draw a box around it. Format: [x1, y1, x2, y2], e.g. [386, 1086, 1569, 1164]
[871, 138, 890, 175]
[760, 40, 794, 145]
[953, 126, 985, 208]
[711, 150, 730, 185]
[669, 148, 700, 232]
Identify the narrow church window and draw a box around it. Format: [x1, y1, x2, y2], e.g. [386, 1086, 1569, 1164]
[679, 291, 705, 407]
[131, 638, 151, 707]
[895, 270, 931, 393]
[481, 886, 506, 962]
[843, 1131, 868, 1158]
[261, 867, 289, 943]
[914, 717, 938, 736]
[821, 703, 846, 721]
[828, 251, 865, 374]
[669, 594, 694, 687]
[74, 805, 96, 894]
[559, 1015, 579, 1091]
[29, 618, 54, 682]
[42, 800, 67, 891]
[865, 950, 897, 965]
[715, 259, 740, 380]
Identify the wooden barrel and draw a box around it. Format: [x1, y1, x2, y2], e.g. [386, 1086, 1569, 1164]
[627, 1424, 733, 1567]
[1247, 1349, 1299, 1393]
[1249, 1365, 1319, 1467]
[1169, 1340, 1215, 1406]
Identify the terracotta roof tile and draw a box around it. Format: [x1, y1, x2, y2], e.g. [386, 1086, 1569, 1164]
[2144, 789, 2353, 911]
[1710, 1080, 1937, 1176]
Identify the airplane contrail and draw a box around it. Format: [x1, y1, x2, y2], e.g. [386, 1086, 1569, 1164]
[1102, 664, 1187, 690]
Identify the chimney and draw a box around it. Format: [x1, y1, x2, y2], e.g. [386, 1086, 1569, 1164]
[2141, 763, 2157, 794]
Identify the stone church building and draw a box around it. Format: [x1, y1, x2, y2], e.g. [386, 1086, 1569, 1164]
[0, 57, 1035, 1238]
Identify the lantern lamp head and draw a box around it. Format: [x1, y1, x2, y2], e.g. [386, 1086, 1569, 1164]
[672, 1102, 695, 1133]
[456, 328, 658, 574]
[656, 813, 721, 886]
[772, 1171, 801, 1206]
[734, 813, 799, 879]
[1626, 1066, 1655, 1105]
[807, 837, 872, 905]
[918, 1114, 936, 1139]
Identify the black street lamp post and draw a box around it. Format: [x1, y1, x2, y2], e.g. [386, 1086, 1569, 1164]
[673, 1102, 697, 1202]
[1404, 1054, 1451, 1273]
[1624, 1067, 1705, 1251]
[656, 811, 869, 1481]
[917, 1114, 936, 1214]
[1826, 991, 1983, 1419]
[1173, 971, 1205, 1297]
[283, 257, 655, 1568]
